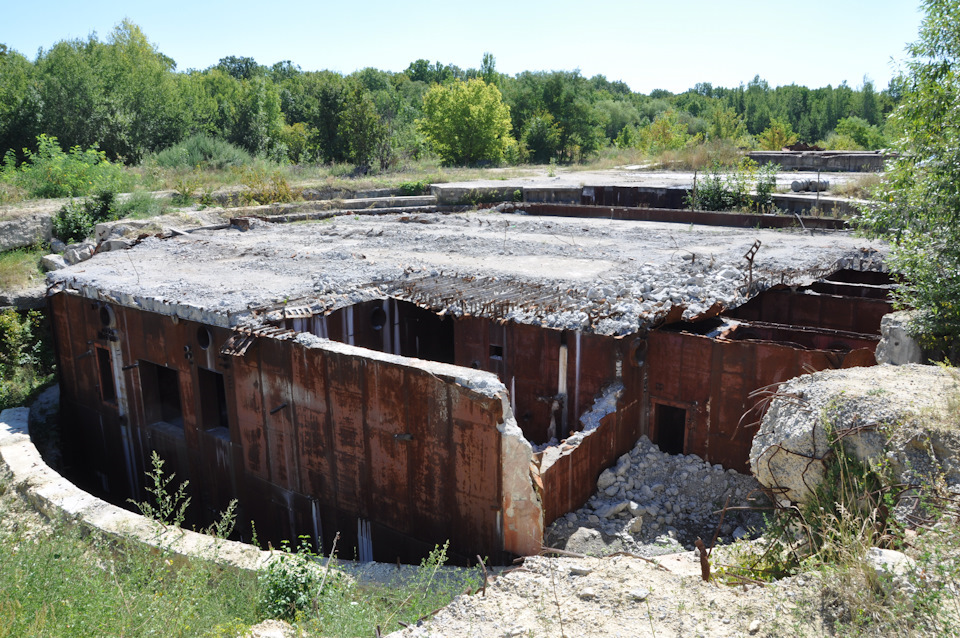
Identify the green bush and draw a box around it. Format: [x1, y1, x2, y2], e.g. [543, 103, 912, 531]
[1, 134, 131, 199]
[0, 309, 55, 411]
[258, 537, 325, 621]
[53, 190, 116, 243]
[398, 180, 430, 196]
[150, 135, 253, 170]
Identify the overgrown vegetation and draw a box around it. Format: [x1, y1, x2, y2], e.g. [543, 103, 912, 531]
[719, 386, 960, 636]
[686, 159, 778, 213]
[0, 308, 55, 411]
[52, 189, 117, 243]
[1, 134, 133, 199]
[856, 0, 960, 358]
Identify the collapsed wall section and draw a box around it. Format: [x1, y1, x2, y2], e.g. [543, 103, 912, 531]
[51, 291, 543, 563]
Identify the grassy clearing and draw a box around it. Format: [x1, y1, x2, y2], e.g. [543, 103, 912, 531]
[0, 245, 46, 291]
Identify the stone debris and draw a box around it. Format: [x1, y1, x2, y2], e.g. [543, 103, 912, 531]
[547, 436, 766, 554]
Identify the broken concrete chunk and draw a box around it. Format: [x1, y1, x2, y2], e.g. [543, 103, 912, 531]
[41, 254, 67, 271]
[99, 238, 133, 252]
[875, 311, 923, 365]
[597, 468, 617, 490]
[596, 500, 629, 519]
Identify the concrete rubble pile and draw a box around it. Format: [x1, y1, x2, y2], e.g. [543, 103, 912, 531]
[546, 436, 766, 555]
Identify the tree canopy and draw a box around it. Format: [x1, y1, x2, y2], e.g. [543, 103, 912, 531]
[0, 20, 901, 168]
[857, 0, 960, 357]
[418, 79, 515, 165]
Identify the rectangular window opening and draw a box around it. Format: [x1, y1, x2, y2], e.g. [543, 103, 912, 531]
[489, 344, 504, 360]
[139, 360, 184, 428]
[97, 347, 116, 404]
[198, 367, 230, 438]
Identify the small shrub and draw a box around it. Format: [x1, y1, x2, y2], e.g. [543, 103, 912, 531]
[150, 135, 253, 170]
[5, 135, 132, 199]
[52, 190, 116, 243]
[129, 451, 192, 528]
[0, 308, 55, 411]
[258, 537, 325, 621]
[237, 167, 299, 205]
[398, 180, 430, 196]
[110, 190, 166, 220]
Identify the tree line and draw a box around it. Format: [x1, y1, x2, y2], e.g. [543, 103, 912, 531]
[0, 20, 898, 169]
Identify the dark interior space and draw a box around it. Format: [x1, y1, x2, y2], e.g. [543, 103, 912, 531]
[654, 403, 686, 455]
[197, 367, 229, 435]
[96, 347, 116, 403]
[139, 360, 183, 427]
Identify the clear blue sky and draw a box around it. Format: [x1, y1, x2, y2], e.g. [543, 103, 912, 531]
[3, 0, 924, 94]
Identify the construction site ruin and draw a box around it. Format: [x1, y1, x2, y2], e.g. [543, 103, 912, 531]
[45, 180, 893, 564]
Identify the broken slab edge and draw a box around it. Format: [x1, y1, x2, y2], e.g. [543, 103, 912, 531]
[0, 405, 277, 574]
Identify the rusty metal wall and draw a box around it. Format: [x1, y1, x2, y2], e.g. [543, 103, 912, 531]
[647, 330, 876, 471]
[535, 333, 647, 527]
[726, 288, 892, 335]
[52, 292, 509, 563]
[452, 318, 625, 445]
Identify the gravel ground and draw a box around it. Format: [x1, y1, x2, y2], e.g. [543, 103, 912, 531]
[388, 553, 825, 638]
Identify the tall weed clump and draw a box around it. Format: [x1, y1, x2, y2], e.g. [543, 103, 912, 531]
[150, 135, 253, 170]
[1, 135, 133, 199]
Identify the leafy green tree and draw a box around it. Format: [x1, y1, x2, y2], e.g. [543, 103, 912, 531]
[757, 117, 799, 150]
[418, 78, 515, 165]
[0, 47, 41, 163]
[36, 21, 183, 163]
[521, 112, 561, 163]
[858, 0, 960, 356]
[831, 116, 887, 149]
[216, 56, 263, 81]
[339, 83, 388, 171]
[637, 110, 695, 154]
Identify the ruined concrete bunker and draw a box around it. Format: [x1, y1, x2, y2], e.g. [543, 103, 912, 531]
[47, 212, 890, 563]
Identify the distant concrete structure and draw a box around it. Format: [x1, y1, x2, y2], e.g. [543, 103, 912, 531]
[747, 150, 887, 172]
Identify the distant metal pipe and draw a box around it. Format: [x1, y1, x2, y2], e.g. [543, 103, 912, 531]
[269, 403, 288, 415]
[122, 362, 139, 371]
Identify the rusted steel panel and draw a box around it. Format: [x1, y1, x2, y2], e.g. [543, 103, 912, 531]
[539, 410, 624, 526]
[407, 381, 452, 538]
[291, 346, 333, 499]
[363, 363, 412, 531]
[510, 323, 560, 443]
[259, 339, 299, 492]
[326, 352, 368, 515]
[232, 346, 268, 479]
[526, 203, 847, 230]
[727, 289, 891, 335]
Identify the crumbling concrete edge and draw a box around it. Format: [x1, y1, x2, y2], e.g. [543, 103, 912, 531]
[0, 406, 276, 574]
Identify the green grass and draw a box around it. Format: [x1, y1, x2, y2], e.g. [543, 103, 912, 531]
[0, 451, 481, 638]
[0, 499, 260, 637]
[0, 245, 46, 291]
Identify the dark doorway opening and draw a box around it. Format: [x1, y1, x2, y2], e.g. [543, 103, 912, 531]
[139, 361, 183, 427]
[198, 367, 229, 437]
[654, 403, 686, 455]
